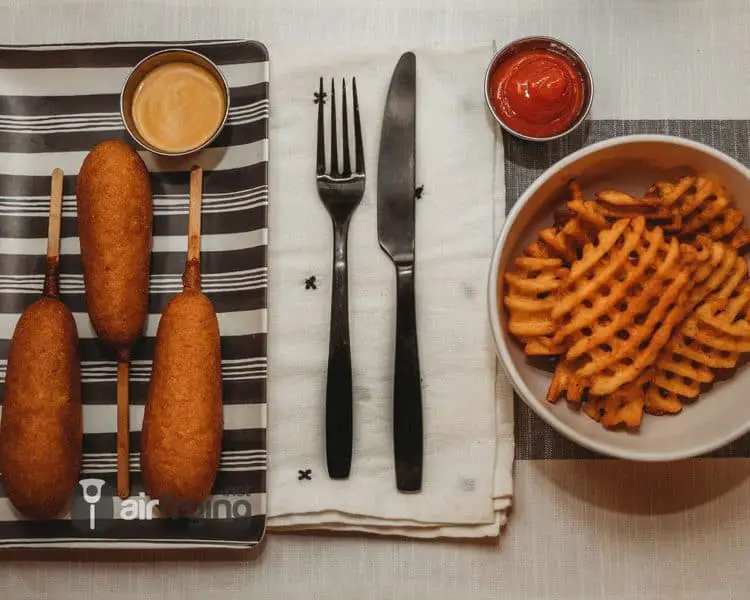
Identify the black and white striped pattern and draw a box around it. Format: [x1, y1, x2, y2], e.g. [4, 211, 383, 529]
[0, 100, 269, 134]
[80, 450, 267, 474]
[0, 40, 269, 548]
[0, 357, 267, 384]
[0, 267, 268, 296]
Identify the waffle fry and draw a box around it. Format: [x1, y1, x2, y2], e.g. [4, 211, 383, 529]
[644, 385, 685, 416]
[726, 227, 750, 250]
[686, 238, 745, 308]
[524, 216, 597, 264]
[546, 359, 585, 403]
[550, 217, 700, 396]
[567, 182, 673, 230]
[504, 205, 597, 355]
[652, 279, 750, 389]
[646, 244, 749, 414]
[584, 377, 647, 428]
[551, 217, 652, 346]
[646, 176, 750, 246]
[567, 176, 750, 249]
[501, 172, 750, 430]
[503, 256, 569, 354]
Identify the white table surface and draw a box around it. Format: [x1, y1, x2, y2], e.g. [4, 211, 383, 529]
[0, 1, 749, 598]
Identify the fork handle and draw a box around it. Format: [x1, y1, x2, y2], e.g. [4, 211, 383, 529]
[325, 220, 354, 479]
[393, 262, 423, 492]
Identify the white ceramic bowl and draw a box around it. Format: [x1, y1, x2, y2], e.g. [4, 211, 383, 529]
[488, 134, 750, 461]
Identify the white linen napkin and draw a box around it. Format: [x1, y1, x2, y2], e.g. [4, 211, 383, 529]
[266, 42, 513, 538]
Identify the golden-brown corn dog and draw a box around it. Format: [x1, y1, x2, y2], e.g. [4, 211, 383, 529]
[0, 169, 82, 518]
[76, 139, 152, 349]
[76, 139, 153, 498]
[141, 167, 223, 514]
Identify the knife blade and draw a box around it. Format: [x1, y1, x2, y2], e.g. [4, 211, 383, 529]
[377, 51, 423, 492]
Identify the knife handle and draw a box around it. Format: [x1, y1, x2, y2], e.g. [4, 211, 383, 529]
[393, 262, 423, 492]
[325, 220, 353, 479]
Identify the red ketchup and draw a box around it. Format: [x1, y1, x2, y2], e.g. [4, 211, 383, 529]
[489, 48, 585, 138]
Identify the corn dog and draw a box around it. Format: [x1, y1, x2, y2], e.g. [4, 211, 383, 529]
[76, 140, 152, 349]
[0, 169, 83, 518]
[141, 166, 223, 513]
[76, 139, 153, 498]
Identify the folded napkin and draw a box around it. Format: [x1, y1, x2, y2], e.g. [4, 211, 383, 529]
[266, 42, 513, 538]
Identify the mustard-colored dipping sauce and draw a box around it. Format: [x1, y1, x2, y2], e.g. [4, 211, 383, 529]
[132, 62, 225, 153]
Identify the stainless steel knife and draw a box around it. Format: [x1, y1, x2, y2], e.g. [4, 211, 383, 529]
[377, 51, 423, 492]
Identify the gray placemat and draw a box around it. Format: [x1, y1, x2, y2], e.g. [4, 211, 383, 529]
[505, 119, 750, 460]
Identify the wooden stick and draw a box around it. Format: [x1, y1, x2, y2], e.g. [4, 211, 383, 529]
[47, 168, 63, 261]
[188, 166, 203, 263]
[183, 166, 203, 292]
[43, 168, 64, 298]
[117, 358, 130, 499]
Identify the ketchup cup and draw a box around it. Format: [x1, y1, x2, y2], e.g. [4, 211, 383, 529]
[484, 36, 594, 142]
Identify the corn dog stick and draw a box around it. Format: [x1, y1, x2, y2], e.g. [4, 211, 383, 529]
[184, 166, 203, 292]
[117, 357, 130, 498]
[43, 168, 64, 298]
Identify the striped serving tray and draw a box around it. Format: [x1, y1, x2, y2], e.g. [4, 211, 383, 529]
[0, 40, 268, 549]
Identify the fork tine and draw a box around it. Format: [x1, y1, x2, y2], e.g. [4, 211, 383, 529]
[316, 77, 325, 175]
[341, 78, 351, 177]
[352, 77, 364, 175]
[330, 78, 338, 176]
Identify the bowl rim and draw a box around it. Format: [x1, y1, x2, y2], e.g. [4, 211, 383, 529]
[487, 133, 750, 461]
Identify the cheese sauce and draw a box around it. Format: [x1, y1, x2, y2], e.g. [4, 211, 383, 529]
[132, 62, 225, 153]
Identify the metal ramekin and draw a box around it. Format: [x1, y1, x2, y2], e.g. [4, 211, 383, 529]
[120, 48, 230, 157]
[484, 36, 594, 142]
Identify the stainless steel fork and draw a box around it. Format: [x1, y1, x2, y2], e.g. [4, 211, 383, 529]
[316, 77, 365, 479]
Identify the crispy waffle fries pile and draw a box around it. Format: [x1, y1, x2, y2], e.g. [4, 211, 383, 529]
[503, 175, 750, 429]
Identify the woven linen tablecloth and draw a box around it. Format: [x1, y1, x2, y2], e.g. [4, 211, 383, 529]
[0, 1, 748, 599]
